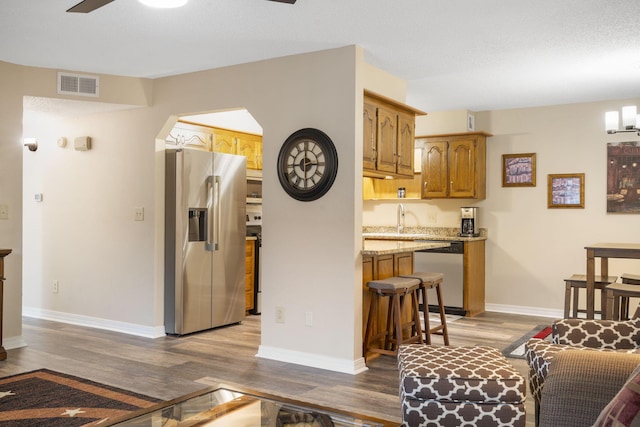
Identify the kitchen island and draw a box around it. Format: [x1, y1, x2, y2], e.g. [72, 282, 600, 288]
[361, 240, 450, 341]
[362, 227, 487, 317]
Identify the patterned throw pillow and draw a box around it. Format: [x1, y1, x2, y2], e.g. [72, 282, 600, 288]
[592, 364, 640, 426]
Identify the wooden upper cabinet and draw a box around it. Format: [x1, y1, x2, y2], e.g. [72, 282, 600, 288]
[419, 132, 490, 199]
[363, 102, 377, 171]
[171, 121, 263, 170]
[421, 141, 448, 198]
[363, 90, 425, 179]
[376, 106, 398, 174]
[397, 111, 416, 177]
[236, 134, 262, 170]
[449, 139, 476, 197]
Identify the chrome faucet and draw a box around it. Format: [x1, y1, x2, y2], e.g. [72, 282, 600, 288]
[397, 203, 405, 234]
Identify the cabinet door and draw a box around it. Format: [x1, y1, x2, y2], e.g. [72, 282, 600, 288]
[363, 102, 377, 171]
[245, 241, 255, 311]
[396, 111, 415, 177]
[376, 106, 398, 174]
[449, 138, 476, 198]
[394, 252, 414, 276]
[422, 141, 449, 198]
[237, 135, 262, 170]
[212, 129, 236, 154]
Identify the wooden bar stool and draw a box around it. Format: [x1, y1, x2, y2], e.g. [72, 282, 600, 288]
[619, 273, 640, 320]
[363, 276, 423, 360]
[400, 272, 449, 345]
[606, 277, 640, 321]
[563, 274, 618, 319]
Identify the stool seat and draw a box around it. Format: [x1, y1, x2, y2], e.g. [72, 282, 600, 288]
[606, 282, 640, 320]
[400, 272, 444, 284]
[367, 276, 420, 291]
[400, 272, 449, 345]
[622, 273, 640, 284]
[564, 274, 618, 319]
[398, 344, 526, 426]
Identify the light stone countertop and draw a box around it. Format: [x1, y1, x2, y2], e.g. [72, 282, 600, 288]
[362, 226, 487, 242]
[361, 240, 450, 256]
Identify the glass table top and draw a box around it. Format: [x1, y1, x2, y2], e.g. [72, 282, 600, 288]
[108, 386, 395, 427]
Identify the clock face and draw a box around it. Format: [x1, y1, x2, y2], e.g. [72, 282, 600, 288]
[277, 128, 338, 202]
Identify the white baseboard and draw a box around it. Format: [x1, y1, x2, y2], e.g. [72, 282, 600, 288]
[3, 335, 27, 351]
[485, 303, 563, 319]
[23, 307, 166, 339]
[257, 345, 368, 375]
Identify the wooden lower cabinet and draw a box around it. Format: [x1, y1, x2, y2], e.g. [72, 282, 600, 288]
[362, 252, 414, 337]
[245, 240, 255, 313]
[463, 240, 485, 317]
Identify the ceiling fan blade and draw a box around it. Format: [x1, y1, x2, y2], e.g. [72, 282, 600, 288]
[67, 0, 115, 13]
[268, 0, 296, 3]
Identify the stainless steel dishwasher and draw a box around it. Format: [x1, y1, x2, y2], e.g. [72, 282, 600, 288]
[414, 240, 465, 316]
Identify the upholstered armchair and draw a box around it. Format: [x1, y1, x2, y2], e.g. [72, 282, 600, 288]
[525, 318, 640, 427]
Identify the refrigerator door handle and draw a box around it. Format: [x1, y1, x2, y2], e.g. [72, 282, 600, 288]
[213, 175, 221, 251]
[206, 175, 214, 252]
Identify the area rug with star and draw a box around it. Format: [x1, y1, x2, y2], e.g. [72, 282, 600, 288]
[0, 368, 162, 426]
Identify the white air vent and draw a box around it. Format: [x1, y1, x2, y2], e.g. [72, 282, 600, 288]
[57, 72, 99, 97]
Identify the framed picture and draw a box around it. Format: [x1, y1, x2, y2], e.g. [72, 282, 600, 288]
[467, 113, 475, 131]
[502, 153, 536, 187]
[607, 142, 640, 213]
[548, 173, 585, 208]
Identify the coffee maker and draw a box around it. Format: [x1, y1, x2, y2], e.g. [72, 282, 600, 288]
[460, 207, 479, 237]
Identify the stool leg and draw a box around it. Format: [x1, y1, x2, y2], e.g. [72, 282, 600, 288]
[621, 296, 629, 320]
[564, 282, 571, 318]
[572, 285, 579, 318]
[612, 291, 621, 321]
[421, 285, 432, 344]
[363, 291, 377, 359]
[390, 294, 402, 350]
[410, 289, 424, 344]
[606, 289, 616, 321]
[434, 282, 449, 345]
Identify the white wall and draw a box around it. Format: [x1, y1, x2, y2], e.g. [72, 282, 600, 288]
[364, 97, 640, 316]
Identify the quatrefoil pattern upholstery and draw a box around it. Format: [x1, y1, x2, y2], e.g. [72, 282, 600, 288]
[525, 318, 640, 412]
[398, 345, 526, 427]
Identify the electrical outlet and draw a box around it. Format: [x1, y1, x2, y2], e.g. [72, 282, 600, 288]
[0, 205, 8, 220]
[52, 280, 59, 294]
[427, 212, 437, 223]
[305, 311, 313, 327]
[275, 306, 285, 324]
[134, 207, 144, 221]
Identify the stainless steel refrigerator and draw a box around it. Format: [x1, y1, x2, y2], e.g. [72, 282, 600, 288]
[165, 147, 246, 335]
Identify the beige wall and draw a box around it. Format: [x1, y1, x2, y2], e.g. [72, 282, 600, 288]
[364, 97, 640, 316]
[17, 46, 378, 374]
[0, 62, 25, 348]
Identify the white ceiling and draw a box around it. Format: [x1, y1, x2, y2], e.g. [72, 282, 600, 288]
[3, 0, 640, 113]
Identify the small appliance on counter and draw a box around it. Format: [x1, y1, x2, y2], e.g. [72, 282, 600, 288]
[460, 207, 479, 237]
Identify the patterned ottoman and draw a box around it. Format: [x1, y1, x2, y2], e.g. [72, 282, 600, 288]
[398, 345, 526, 427]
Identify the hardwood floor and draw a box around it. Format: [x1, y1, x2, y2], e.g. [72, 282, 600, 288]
[0, 311, 550, 425]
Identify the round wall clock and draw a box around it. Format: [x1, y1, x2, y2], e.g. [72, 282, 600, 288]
[277, 128, 338, 202]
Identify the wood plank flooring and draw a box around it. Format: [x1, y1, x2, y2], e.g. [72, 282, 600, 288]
[0, 312, 551, 426]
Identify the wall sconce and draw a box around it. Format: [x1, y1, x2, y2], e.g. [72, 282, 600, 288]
[606, 105, 640, 136]
[23, 137, 38, 152]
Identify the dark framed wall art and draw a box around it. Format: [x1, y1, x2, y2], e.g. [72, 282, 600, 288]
[607, 142, 640, 213]
[547, 173, 585, 208]
[502, 153, 536, 187]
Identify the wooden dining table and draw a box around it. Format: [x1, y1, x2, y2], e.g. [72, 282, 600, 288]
[585, 243, 640, 319]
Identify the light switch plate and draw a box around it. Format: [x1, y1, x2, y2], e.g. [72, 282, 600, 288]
[0, 205, 8, 220]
